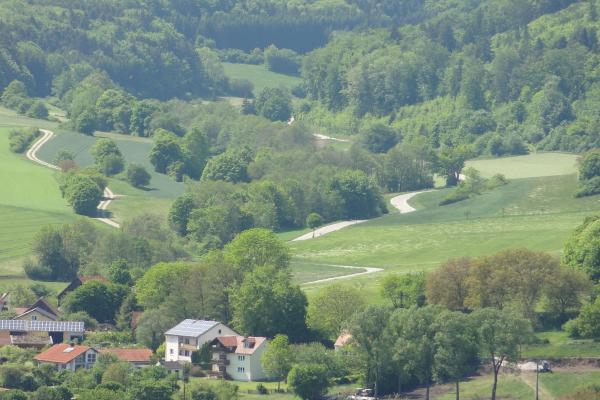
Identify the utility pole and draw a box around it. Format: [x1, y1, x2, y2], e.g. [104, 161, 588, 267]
[535, 360, 539, 400]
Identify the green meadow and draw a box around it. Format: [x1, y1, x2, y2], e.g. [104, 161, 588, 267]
[290, 154, 599, 294]
[223, 62, 302, 95]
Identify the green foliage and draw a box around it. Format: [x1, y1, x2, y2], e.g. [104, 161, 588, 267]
[563, 215, 600, 280]
[305, 213, 323, 230]
[576, 150, 600, 197]
[201, 151, 251, 183]
[307, 284, 365, 339]
[8, 127, 39, 153]
[328, 170, 387, 219]
[568, 296, 600, 339]
[232, 265, 307, 340]
[25, 101, 48, 119]
[62, 281, 128, 323]
[126, 163, 151, 188]
[261, 335, 293, 388]
[287, 364, 330, 400]
[135, 262, 193, 308]
[91, 139, 124, 176]
[224, 228, 290, 273]
[264, 46, 301, 75]
[381, 273, 426, 308]
[63, 175, 103, 215]
[360, 124, 398, 154]
[439, 169, 508, 206]
[255, 88, 292, 122]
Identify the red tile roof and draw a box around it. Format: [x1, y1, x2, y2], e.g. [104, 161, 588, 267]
[35, 344, 92, 364]
[216, 336, 266, 355]
[99, 348, 153, 363]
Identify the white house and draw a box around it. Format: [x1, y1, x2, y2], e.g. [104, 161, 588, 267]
[164, 319, 238, 362]
[34, 343, 98, 371]
[210, 336, 268, 381]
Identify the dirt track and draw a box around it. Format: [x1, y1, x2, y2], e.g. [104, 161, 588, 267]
[26, 129, 120, 228]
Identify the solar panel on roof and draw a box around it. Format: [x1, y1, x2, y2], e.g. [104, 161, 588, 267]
[0, 320, 84, 333]
[165, 319, 219, 337]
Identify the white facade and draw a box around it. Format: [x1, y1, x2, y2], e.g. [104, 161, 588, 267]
[165, 321, 237, 362]
[211, 336, 268, 381]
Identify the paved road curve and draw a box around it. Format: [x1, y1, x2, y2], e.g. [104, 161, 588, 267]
[26, 129, 120, 228]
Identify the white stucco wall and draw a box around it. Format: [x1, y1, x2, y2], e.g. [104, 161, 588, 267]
[165, 323, 238, 362]
[225, 341, 268, 381]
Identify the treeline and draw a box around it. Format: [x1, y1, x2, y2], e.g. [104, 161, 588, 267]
[24, 215, 185, 283]
[300, 0, 598, 154]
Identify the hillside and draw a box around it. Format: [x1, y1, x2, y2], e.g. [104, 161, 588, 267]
[292, 156, 599, 297]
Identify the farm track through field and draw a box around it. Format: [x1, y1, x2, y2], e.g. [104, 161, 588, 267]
[26, 129, 120, 228]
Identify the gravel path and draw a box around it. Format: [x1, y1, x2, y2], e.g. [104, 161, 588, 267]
[292, 220, 366, 241]
[303, 265, 384, 285]
[389, 190, 434, 213]
[312, 133, 352, 143]
[26, 129, 120, 228]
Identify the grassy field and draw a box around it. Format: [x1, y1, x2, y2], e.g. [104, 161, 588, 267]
[523, 331, 600, 359]
[223, 63, 302, 95]
[540, 371, 600, 397]
[0, 124, 74, 293]
[34, 128, 184, 223]
[466, 152, 579, 178]
[437, 374, 533, 400]
[290, 158, 599, 296]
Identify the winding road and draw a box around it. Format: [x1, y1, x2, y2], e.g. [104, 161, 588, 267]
[303, 265, 384, 285]
[389, 189, 434, 214]
[27, 129, 120, 228]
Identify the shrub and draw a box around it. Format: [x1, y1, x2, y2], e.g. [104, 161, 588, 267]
[64, 175, 103, 215]
[256, 384, 268, 395]
[99, 154, 124, 176]
[563, 319, 580, 338]
[575, 176, 600, 197]
[23, 259, 53, 281]
[8, 128, 40, 153]
[126, 163, 151, 188]
[25, 101, 49, 119]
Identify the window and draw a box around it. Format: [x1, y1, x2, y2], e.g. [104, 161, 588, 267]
[86, 353, 96, 364]
[31, 315, 37, 321]
[170, 349, 174, 355]
[184, 338, 190, 344]
[184, 350, 190, 357]
[237, 367, 245, 373]
[244, 342, 251, 348]
[218, 329, 222, 334]
[179, 350, 184, 356]
[238, 355, 245, 361]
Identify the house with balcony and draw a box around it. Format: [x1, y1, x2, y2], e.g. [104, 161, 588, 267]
[210, 336, 268, 381]
[164, 319, 238, 363]
[34, 343, 98, 371]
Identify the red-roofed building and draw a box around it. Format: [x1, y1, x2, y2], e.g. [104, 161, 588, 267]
[98, 348, 153, 367]
[210, 336, 268, 381]
[34, 343, 98, 371]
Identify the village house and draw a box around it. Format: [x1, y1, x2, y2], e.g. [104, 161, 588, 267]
[210, 335, 268, 381]
[34, 343, 98, 371]
[164, 319, 238, 363]
[0, 320, 84, 348]
[98, 348, 153, 368]
[13, 298, 59, 322]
